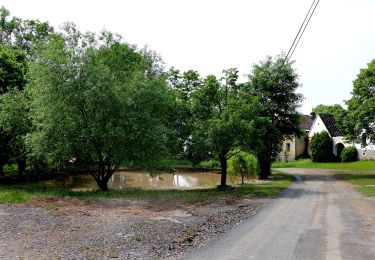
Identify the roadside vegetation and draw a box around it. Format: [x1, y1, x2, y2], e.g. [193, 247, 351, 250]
[334, 172, 375, 196]
[0, 6, 302, 191]
[273, 159, 375, 170]
[0, 5, 373, 194]
[0, 173, 293, 204]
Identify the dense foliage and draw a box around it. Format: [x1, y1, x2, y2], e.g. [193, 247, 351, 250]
[188, 69, 261, 187]
[245, 56, 303, 178]
[26, 25, 170, 190]
[310, 132, 333, 162]
[228, 151, 258, 184]
[0, 90, 30, 175]
[0, 6, 305, 189]
[312, 104, 345, 118]
[340, 147, 358, 162]
[342, 59, 375, 145]
[0, 6, 54, 56]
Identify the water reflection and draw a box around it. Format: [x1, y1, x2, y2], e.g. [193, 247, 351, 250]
[45, 171, 240, 191]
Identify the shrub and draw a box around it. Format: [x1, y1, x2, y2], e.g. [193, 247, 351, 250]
[228, 151, 258, 184]
[198, 160, 220, 169]
[340, 147, 358, 162]
[311, 131, 333, 162]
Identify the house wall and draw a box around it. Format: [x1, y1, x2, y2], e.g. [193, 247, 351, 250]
[355, 143, 375, 160]
[295, 136, 307, 158]
[308, 115, 329, 138]
[332, 136, 351, 156]
[308, 116, 329, 156]
[279, 137, 296, 162]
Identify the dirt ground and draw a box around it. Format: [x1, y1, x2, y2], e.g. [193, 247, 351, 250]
[0, 196, 269, 259]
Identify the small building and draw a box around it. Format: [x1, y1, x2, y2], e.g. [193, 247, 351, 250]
[308, 114, 350, 158]
[308, 113, 375, 160]
[279, 114, 314, 162]
[279, 113, 375, 161]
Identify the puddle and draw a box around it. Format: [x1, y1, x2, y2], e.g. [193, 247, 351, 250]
[42, 171, 241, 190]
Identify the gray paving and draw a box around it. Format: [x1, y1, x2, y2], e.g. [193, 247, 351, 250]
[185, 168, 375, 260]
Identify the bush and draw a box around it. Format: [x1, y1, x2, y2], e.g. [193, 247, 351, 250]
[228, 151, 258, 184]
[198, 160, 220, 169]
[311, 132, 333, 162]
[340, 147, 358, 162]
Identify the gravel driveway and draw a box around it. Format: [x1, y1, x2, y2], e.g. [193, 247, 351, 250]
[185, 168, 375, 260]
[0, 195, 268, 259]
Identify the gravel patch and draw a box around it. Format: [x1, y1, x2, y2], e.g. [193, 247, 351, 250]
[0, 197, 269, 259]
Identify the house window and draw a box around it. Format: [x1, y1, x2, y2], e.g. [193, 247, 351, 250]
[286, 143, 291, 151]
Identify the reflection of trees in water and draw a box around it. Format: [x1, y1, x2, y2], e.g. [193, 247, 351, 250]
[173, 175, 199, 188]
[48, 171, 231, 190]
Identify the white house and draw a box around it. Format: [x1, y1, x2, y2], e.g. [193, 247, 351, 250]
[308, 113, 375, 160]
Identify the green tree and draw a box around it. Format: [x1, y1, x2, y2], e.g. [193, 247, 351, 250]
[0, 43, 27, 93]
[245, 56, 303, 179]
[228, 150, 258, 184]
[313, 104, 345, 119]
[310, 131, 333, 162]
[342, 59, 375, 145]
[0, 7, 53, 176]
[0, 89, 30, 175]
[166, 68, 202, 159]
[189, 69, 259, 187]
[0, 6, 54, 57]
[0, 43, 27, 176]
[27, 25, 170, 191]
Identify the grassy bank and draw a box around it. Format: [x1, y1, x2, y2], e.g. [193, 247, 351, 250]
[273, 159, 375, 170]
[335, 171, 375, 196]
[0, 173, 293, 204]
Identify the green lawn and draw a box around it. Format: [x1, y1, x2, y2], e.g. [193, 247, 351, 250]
[335, 172, 375, 196]
[0, 173, 293, 204]
[273, 159, 375, 171]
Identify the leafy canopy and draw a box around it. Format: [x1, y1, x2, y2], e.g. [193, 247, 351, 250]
[188, 69, 260, 187]
[26, 24, 170, 190]
[343, 59, 375, 145]
[245, 55, 303, 178]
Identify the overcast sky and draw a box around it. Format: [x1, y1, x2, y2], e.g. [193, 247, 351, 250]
[1, 0, 374, 114]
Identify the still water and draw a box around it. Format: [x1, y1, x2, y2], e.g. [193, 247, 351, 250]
[45, 171, 240, 190]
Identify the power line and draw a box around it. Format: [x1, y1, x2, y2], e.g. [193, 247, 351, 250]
[282, 0, 321, 67]
[286, 0, 321, 64]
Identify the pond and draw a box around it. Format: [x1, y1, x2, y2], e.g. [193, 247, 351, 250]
[44, 170, 241, 191]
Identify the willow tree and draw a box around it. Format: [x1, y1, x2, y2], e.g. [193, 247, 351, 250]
[27, 25, 170, 190]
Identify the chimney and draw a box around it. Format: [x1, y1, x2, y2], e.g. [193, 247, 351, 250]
[310, 112, 316, 119]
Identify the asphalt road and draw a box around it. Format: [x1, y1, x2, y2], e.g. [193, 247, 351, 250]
[185, 168, 375, 260]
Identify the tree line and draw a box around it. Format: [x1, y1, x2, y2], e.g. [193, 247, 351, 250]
[5, 6, 373, 191]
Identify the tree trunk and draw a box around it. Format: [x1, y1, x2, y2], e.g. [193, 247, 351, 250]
[17, 159, 26, 176]
[258, 157, 271, 179]
[92, 158, 116, 191]
[96, 179, 109, 191]
[219, 154, 227, 188]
